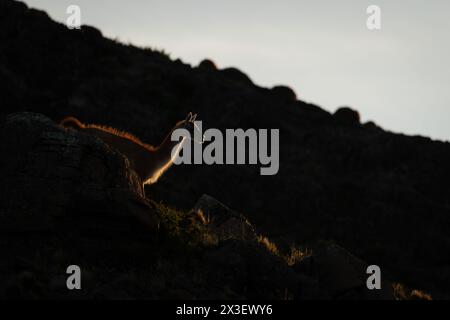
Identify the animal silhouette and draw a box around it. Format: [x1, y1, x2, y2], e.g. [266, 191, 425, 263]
[60, 112, 202, 185]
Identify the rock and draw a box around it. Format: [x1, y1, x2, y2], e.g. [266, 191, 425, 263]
[202, 240, 300, 299]
[220, 67, 253, 84]
[293, 244, 394, 299]
[80, 25, 103, 40]
[333, 106, 360, 126]
[271, 85, 297, 102]
[0, 112, 164, 299]
[198, 59, 217, 71]
[0, 112, 159, 232]
[192, 194, 257, 243]
[363, 120, 381, 130]
[49, 275, 67, 292]
[0, 0, 28, 17]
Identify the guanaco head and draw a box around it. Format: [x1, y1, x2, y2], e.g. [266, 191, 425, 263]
[174, 112, 204, 144]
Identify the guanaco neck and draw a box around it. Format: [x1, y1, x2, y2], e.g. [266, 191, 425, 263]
[156, 130, 186, 166]
[142, 128, 187, 184]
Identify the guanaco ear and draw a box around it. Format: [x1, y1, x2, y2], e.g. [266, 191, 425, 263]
[191, 113, 197, 121]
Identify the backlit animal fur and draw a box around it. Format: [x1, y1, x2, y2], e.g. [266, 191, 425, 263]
[60, 113, 199, 185]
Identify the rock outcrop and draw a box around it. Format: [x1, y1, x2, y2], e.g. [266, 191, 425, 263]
[293, 244, 394, 299]
[271, 85, 297, 102]
[333, 106, 360, 126]
[191, 194, 257, 243]
[0, 112, 159, 232]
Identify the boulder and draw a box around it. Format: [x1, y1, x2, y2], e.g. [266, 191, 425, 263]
[271, 85, 297, 102]
[293, 244, 394, 299]
[333, 106, 360, 126]
[80, 25, 103, 40]
[191, 194, 257, 243]
[202, 239, 300, 299]
[220, 67, 253, 84]
[0, 112, 159, 232]
[0, 112, 163, 298]
[198, 59, 217, 71]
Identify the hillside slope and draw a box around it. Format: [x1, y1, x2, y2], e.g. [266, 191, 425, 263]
[1, 0, 450, 297]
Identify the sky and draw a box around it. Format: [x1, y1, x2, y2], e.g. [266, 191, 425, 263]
[24, 0, 450, 141]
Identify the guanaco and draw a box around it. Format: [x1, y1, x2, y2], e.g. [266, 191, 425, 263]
[60, 112, 202, 185]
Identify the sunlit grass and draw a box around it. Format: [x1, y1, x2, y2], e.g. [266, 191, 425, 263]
[392, 282, 432, 300]
[286, 246, 312, 266]
[257, 235, 312, 266]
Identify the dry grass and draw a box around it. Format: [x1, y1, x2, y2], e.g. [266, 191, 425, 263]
[286, 246, 312, 266]
[392, 282, 408, 300]
[195, 209, 211, 225]
[257, 235, 312, 266]
[392, 282, 432, 300]
[257, 235, 280, 256]
[410, 289, 432, 300]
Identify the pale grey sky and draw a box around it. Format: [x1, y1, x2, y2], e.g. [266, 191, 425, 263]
[24, 0, 450, 141]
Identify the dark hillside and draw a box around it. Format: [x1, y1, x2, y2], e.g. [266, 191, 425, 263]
[1, 0, 449, 298]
